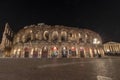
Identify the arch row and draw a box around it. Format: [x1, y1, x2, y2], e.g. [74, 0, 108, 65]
[11, 43, 104, 58]
[13, 25, 102, 45]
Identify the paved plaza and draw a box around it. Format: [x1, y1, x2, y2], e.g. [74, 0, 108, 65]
[0, 57, 119, 80]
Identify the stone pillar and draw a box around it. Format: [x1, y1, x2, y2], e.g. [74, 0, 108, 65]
[48, 46, 51, 58]
[49, 32, 52, 42]
[58, 32, 61, 42]
[89, 48, 93, 58]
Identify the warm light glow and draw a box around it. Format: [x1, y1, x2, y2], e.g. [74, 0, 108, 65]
[18, 49, 20, 52]
[106, 49, 110, 52]
[71, 47, 75, 50]
[35, 48, 37, 51]
[85, 34, 87, 38]
[44, 47, 47, 50]
[63, 47, 66, 50]
[94, 49, 97, 54]
[31, 49, 34, 55]
[14, 50, 16, 54]
[93, 38, 100, 44]
[97, 41, 100, 44]
[80, 47, 84, 50]
[30, 30, 32, 33]
[53, 46, 57, 50]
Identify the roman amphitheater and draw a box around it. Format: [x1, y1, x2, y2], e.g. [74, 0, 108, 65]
[0, 23, 104, 58]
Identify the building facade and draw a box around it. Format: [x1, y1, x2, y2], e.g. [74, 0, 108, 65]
[0, 23, 104, 58]
[103, 41, 120, 56]
[0, 23, 13, 57]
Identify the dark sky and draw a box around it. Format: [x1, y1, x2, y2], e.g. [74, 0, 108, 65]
[0, 0, 120, 43]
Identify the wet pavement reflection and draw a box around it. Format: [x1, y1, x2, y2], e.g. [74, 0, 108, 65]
[0, 58, 119, 80]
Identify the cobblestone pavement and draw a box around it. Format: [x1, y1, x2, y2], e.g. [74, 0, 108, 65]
[0, 57, 119, 80]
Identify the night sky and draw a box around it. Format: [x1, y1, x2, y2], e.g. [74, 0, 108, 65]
[0, 0, 120, 43]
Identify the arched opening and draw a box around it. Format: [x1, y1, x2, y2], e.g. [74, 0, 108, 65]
[61, 31, 67, 42]
[85, 48, 91, 57]
[68, 32, 72, 41]
[78, 33, 84, 43]
[32, 48, 38, 58]
[43, 31, 49, 41]
[16, 49, 22, 58]
[22, 35, 26, 43]
[16, 36, 20, 43]
[24, 47, 29, 58]
[41, 47, 48, 58]
[26, 34, 31, 42]
[79, 47, 85, 58]
[51, 46, 58, 58]
[61, 47, 68, 58]
[85, 33, 90, 43]
[69, 47, 76, 57]
[52, 31, 58, 42]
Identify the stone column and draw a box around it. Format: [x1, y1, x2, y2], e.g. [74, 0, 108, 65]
[58, 31, 61, 42]
[49, 31, 52, 42]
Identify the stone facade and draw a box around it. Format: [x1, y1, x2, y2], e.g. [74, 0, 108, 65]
[0, 23, 104, 58]
[0, 23, 13, 57]
[103, 41, 120, 55]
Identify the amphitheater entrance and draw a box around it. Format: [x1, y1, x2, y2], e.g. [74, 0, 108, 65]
[79, 47, 85, 58]
[85, 48, 91, 58]
[69, 47, 76, 57]
[92, 48, 96, 57]
[24, 47, 29, 58]
[51, 46, 58, 58]
[32, 48, 38, 58]
[61, 47, 68, 58]
[41, 47, 48, 58]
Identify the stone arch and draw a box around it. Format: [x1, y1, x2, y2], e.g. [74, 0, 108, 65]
[31, 47, 39, 58]
[85, 33, 91, 43]
[61, 31, 67, 42]
[79, 31, 85, 43]
[79, 46, 85, 58]
[37, 31, 42, 40]
[68, 31, 73, 41]
[68, 46, 77, 57]
[52, 31, 59, 42]
[43, 31, 49, 41]
[25, 33, 31, 42]
[41, 46, 49, 58]
[50, 46, 59, 58]
[24, 47, 30, 58]
[34, 30, 40, 40]
[61, 46, 68, 58]
[21, 35, 26, 43]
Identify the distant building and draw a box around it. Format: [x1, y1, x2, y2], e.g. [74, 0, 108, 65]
[0, 23, 104, 58]
[103, 41, 120, 55]
[0, 23, 13, 57]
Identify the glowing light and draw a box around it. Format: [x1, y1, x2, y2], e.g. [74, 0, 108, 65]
[97, 41, 100, 44]
[30, 30, 32, 33]
[71, 47, 75, 51]
[53, 47, 57, 50]
[35, 48, 37, 51]
[80, 47, 84, 50]
[63, 47, 66, 50]
[18, 49, 20, 52]
[44, 47, 47, 50]
[93, 38, 100, 44]
[31, 49, 34, 55]
[14, 50, 16, 54]
[106, 49, 110, 52]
